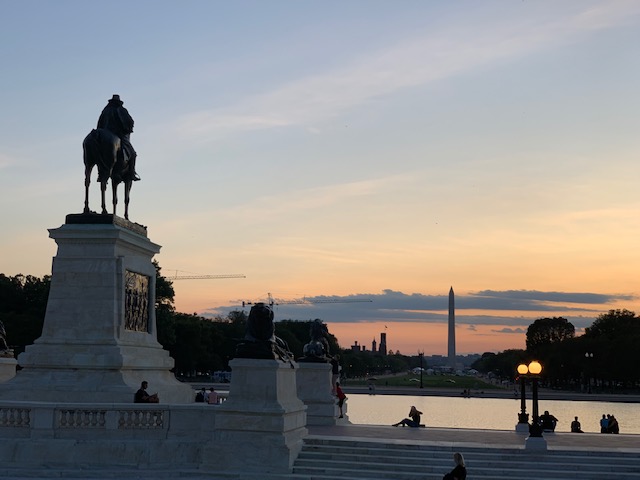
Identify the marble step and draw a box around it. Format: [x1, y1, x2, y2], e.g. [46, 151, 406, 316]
[297, 450, 640, 471]
[293, 439, 640, 480]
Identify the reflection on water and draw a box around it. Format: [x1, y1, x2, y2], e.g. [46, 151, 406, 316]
[347, 394, 640, 434]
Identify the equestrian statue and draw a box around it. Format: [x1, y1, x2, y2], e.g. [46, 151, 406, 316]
[83, 94, 140, 220]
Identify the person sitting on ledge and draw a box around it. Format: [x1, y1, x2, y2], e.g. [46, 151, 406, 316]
[134, 380, 159, 403]
[539, 410, 558, 432]
[393, 405, 424, 427]
[570, 416, 583, 433]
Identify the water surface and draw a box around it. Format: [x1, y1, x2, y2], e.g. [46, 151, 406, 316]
[347, 394, 640, 434]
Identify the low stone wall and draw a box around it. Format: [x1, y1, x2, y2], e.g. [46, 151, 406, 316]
[0, 360, 334, 474]
[0, 401, 219, 468]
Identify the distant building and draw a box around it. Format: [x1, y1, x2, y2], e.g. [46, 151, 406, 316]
[371, 338, 377, 353]
[379, 332, 387, 356]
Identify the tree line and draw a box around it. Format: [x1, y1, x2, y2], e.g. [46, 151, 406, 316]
[0, 265, 410, 377]
[3, 267, 637, 389]
[471, 312, 640, 392]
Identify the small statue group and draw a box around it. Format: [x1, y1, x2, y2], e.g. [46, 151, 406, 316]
[235, 307, 333, 365]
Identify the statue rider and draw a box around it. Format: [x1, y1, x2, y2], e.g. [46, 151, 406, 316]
[97, 94, 140, 181]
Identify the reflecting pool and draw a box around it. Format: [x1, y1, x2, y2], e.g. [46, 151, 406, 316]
[347, 394, 640, 434]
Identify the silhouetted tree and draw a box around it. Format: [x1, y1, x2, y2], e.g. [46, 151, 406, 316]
[584, 309, 639, 339]
[526, 317, 575, 353]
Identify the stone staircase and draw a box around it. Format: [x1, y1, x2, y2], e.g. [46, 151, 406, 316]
[290, 437, 640, 480]
[1, 435, 638, 480]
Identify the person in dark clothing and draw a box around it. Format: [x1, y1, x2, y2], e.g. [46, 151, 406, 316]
[570, 416, 583, 433]
[134, 381, 159, 403]
[195, 388, 206, 402]
[97, 94, 140, 181]
[607, 415, 619, 434]
[539, 410, 558, 431]
[600, 414, 609, 433]
[443, 452, 466, 480]
[393, 406, 424, 427]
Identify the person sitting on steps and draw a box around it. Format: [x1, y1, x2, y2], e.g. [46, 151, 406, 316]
[443, 452, 466, 480]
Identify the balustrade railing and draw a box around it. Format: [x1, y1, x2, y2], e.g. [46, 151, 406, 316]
[0, 407, 30, 428]
[0, 400, 221, 439]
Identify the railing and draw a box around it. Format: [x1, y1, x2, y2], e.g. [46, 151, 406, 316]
[0, 406, 30, 428]
[0, 401, 218, 440]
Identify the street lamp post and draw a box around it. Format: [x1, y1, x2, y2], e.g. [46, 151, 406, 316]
[528, 361, 543, 438]
[418, 351, 424, 389]
[516, 364, 529, 432]
[522, 360, 547, 450]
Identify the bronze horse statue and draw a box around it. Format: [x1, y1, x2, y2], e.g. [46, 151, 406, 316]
[82, 128, 134, 220]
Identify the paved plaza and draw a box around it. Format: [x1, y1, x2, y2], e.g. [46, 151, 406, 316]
[309, 423, 640, 452]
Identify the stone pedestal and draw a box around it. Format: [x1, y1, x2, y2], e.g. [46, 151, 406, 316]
[0, 216, 193, 403]
[525, 436, 548, 451]
[208, 358, 307, 474]
[515, 422, 530, 433]
[297, 361, 340, 425]
[0, 357, 17, 383]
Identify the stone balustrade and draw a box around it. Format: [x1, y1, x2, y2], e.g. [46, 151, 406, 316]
[0, 401, 221, 441]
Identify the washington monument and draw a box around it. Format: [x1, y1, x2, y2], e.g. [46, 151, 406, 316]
[448, 286, 455, 368]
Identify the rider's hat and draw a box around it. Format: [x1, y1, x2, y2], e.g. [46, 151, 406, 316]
[108, 94, 123, 104]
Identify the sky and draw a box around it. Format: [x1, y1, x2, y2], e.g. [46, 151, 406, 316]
[1, 1, 639, 356]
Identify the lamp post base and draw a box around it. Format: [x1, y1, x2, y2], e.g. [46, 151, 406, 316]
[515, 422, 530, 433]
[525, 436, 548, 451]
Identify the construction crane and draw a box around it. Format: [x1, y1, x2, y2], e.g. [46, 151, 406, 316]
[166, 270, 246, 281]
[241, 292, 371, 308]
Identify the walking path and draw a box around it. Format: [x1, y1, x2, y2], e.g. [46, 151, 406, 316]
[309, 423, 640, 452]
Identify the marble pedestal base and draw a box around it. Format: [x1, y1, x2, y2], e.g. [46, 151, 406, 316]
[0, 218, 192, 403]
[297, 361, 340, 425]
[208, 358, 307, 474]
[515, 422, 530, 433]
[0, 357, 17, 383]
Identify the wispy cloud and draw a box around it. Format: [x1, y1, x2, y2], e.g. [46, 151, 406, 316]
[468, 289, 634, 306]
[170, 2, 639, 140]
[492, 327, 526, 334]
[218, 174, 413, 221]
